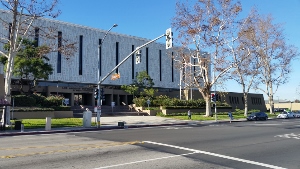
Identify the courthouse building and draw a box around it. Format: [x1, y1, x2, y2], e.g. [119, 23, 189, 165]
[0, 10, 266, 111]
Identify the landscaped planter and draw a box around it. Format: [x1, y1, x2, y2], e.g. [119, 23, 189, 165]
[143, 110, 161, 116]
[10, 111, 73, 119]
[161, 108, 233, 115]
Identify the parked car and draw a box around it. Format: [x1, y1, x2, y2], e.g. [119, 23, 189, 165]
[277, 111, 295, 119]
[247, 112, 268, 121]
[294, 112, 300, 118]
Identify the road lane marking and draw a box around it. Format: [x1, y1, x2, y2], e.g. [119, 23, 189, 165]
[94, 152, 198, 169]
[143, 141, 286, 169]
[274, 133, 300, 140]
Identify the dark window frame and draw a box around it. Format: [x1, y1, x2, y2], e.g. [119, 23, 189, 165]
[159, 50, 162, 81]
[116, 42, 119, 73]
[132, 45, 135, 79]
[99, 39, 102, 76]
[79, 35, 83, 75]
[57, 31, 62, 73]
[146, 47, 149, 74]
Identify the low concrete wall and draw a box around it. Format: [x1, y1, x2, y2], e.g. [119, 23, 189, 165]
[266, 103, 300, 111]
[10, 111, 73, 119]
[54, 111, 73, 118]
[136, 106, 233, 116]
[161, 108, 233, 115]
[143, 110, 161, 116]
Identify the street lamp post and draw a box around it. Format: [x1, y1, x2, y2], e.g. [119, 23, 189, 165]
[213, 55, 217, 122]
[190, 56, 192, 100]
[179, 68, 182, 100]
[96, 29, 169, 128]
[97, 24, 118, 128]
[277, 96, 279, 109]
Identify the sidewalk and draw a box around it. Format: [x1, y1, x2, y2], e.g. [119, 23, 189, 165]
[0, 116, 247, 137]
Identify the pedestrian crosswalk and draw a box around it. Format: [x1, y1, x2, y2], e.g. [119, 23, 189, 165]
[274, 133, 300, 140]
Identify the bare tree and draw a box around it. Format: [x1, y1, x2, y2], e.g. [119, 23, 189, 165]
[247, 14, 299, 114]
[172, 0, 245, 116]
[0, 0, 76, 124]
[230, 9, 262, 116]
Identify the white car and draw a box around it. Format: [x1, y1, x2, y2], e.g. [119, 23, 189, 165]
[277, 112, 295, 119]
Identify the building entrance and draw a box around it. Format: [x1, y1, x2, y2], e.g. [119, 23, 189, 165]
[74, 94, 83, 106]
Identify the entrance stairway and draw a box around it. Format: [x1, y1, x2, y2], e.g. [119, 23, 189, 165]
[71, 105, 148, 118]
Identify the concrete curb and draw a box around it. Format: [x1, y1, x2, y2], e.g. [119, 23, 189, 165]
[0, 118, 276, 137]
[0, 122, 189, 137]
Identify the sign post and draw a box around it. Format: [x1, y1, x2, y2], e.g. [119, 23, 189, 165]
[147, 99, 150, 108]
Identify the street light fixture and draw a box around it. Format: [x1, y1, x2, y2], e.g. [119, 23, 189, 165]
[97, 24, 118, 128]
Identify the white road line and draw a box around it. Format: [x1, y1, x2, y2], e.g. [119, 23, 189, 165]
[144, 141, 286, 169]
[94, 152, 197, 169]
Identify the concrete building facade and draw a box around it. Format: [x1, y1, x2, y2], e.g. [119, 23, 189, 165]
[0, 10, 266, 111]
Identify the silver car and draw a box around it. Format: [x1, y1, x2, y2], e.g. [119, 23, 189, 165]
[277, 112, 295, 119]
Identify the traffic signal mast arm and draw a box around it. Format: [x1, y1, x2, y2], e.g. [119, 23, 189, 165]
[96, 28, 172, 128]
[98, 33, 167, 85]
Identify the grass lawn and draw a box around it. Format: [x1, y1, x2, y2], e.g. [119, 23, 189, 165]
[5, 113, 278, 129]
[167, 113, 278, 121]
[10, 118, 97, 129]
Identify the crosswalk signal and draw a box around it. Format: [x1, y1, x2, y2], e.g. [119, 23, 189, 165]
[166, 28, 173, 49]
[94, 88, 99, 100]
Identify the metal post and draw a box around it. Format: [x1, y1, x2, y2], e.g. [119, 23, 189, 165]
[277, 96, 279, 109]
[56, 81, 58, 96]
[213, 54, 217, 122]
[190, 56, 192, 100]
[179, 68, 182, 100]
[97, 24, 118, 128]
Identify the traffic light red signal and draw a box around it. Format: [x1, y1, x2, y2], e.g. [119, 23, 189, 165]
[211, 93, 215, 102]
[211, 93, 219, 102]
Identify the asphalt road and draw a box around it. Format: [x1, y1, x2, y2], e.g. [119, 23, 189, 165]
[1, 118, 300, 169]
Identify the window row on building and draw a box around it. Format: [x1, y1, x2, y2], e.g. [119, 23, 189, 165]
[229, 96, 263, 105]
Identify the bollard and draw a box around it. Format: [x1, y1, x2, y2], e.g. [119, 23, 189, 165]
[83, 111, 92, 128]
[21, 124, 24, 132]
[45, 117, 51, 131]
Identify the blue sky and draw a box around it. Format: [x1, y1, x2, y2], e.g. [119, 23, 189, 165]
[57, 0, 300, 101]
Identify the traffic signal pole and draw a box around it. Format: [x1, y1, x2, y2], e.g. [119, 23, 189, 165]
[97, 31, 170, 127]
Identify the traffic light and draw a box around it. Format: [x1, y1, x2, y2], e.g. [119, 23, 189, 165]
[166, 28, 173, 49]
[211, 93, 216, 102]
[135, 49, 141, 64]
[215, 94, 219, 101]
[94, 88, 99, 100]
[100, 88, 105, 101]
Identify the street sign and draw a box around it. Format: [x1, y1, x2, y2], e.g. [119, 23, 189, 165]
[147, 99, 150, 108]
[63, 98, 69, 105]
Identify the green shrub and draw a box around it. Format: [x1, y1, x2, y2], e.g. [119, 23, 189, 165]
[44, 95, 64, 107]
[13, 107, 54, 112]
[30, 93, 47, 107]
[153, 95, 171, 106]
[13, 95, 36, 107]
[12, 94, 65, 108]
[133, 97, 147, 107]
[144, 107, 160, 110]
[156, 111, 165, 117]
